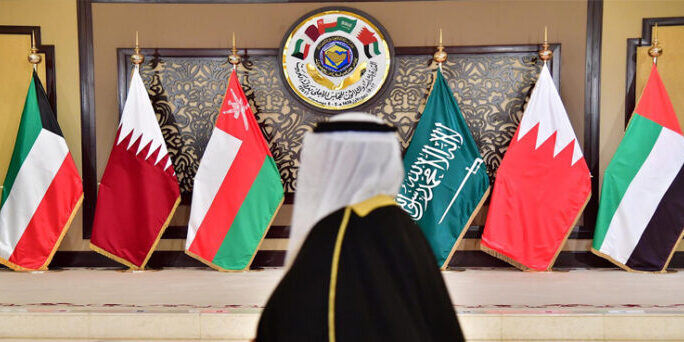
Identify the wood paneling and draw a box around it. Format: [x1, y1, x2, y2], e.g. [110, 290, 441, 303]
[62, 0, 638, 269]
[0, 26, 55, 187]
[583, 0, 602, 235]
[628, 19, 684, 129]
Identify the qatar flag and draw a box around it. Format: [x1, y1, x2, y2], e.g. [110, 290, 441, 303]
[480, 64, 591, 271]
[90, 65, 180, 269]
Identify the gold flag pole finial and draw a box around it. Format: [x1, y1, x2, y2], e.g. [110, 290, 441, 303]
[229, 32, 241, 69]
[539, 26, 553, 62]
[28, 30, 42, 70]
[648, 23, 663, 64]
[433, 28, 447, 69]
[131, 31, 144, 65]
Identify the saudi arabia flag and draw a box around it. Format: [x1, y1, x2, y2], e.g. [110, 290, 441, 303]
[397, 68, 490, 269]
[593, 65, 684, 273]
[186, 69, 284, 271]
[0, 72, 83, 271]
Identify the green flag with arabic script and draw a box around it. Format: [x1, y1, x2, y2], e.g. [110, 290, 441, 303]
[397, 68, 490, 269]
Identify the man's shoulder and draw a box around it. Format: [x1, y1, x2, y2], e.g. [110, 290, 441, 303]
[349, 194, 397, 217]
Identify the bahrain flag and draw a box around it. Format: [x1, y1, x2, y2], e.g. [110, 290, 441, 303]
[90, 65, 180, 269]
[480, 64, 591, 271]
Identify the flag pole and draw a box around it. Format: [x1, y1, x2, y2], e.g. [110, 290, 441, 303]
[539, 26, 552, 64]
[131, 31, 144, 69]
[433, 28, 447, 72]
[28, 30, 41, 71]
[229, 32, 241, 71]
[648, 23, 662, 65]
[125, 30, 146, 272]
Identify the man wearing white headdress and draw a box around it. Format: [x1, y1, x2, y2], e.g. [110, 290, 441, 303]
[256, 113, 463, 341]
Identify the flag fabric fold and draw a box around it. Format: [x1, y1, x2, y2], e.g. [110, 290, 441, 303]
[185, 69, 284, 271]
[0, 71, 83, 271]
[480, 64, 591, 271]
[397, 68, 490, 269]
[90, 66, 180, 269]
[592, 65, 684, 273]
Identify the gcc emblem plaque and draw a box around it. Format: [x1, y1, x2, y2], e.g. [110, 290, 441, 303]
[280, 8, 394, 111]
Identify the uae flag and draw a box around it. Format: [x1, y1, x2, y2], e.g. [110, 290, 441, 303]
[186, 70, 283, 271]
[397, 68, 490, 269]
[592, 65, 684, 272]
[0, 72, 83, 271]
[90, 66, 180, 269]
[481, 64, 591, 271]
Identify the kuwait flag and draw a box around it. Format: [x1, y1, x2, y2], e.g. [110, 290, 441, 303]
[481, 64, 591, 271]
[90, 65, 180, 269]
[186, 70, 283, 271]
[0, 72, 83, 271]
[593, 65, 684, 273]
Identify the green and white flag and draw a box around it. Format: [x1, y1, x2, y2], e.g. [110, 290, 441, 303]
[397, 69, 490, 269]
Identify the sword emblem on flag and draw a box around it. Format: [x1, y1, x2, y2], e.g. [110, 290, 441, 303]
[439, 158, 484, 224]
[398, 68, 490, 269]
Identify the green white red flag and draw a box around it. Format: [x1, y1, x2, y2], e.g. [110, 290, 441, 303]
[593, 65, 684, 272]
[0, 72, 83, 271]
[186, 70, 284, 271]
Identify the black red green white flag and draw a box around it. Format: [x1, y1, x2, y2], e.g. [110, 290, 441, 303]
[0, 72, 83, 271]
[593, 65, 684, 272]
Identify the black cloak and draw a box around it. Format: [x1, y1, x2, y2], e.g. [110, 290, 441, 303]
[256, 195, 464, 341]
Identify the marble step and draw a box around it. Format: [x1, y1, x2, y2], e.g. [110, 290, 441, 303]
[0, 310, 682, 341]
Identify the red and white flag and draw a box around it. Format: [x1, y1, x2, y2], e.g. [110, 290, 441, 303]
[90, 66, 180, 269]
[480, 64, 591, 271]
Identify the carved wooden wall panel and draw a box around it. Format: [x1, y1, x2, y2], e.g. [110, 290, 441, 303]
[120, 47, 551, 199]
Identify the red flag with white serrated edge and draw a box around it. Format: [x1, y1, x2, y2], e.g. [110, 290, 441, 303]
[90, 66, 180, 269]
[480, 64, 591, 271]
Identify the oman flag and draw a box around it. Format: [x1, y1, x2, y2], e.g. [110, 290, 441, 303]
[90, 65, 180, 269]
[186, 69, 283, 271]
[0, 72, 83, 271]
[593, 65, 684, 273]
[481, 64, 591, 271]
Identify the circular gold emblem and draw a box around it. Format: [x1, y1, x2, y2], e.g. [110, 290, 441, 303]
[280, 8, 394, 111]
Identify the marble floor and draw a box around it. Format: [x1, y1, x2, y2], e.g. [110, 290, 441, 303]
[0, 268, 682, 340]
